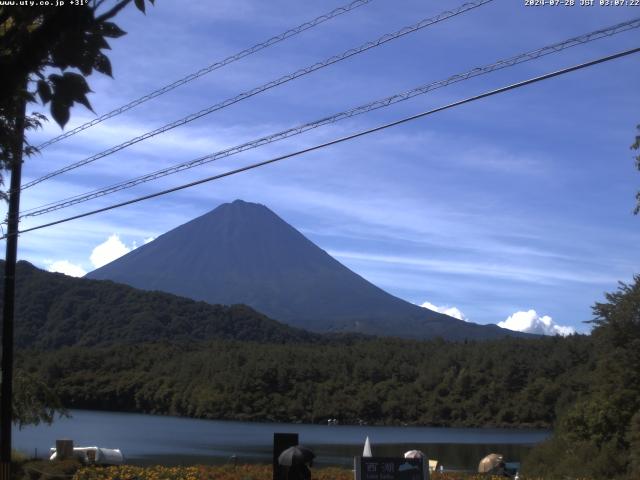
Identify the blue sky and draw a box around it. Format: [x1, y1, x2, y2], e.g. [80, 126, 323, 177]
[4, 0, 640, 335]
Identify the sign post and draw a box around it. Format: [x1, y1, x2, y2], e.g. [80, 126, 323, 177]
[354, 456, 428, 480]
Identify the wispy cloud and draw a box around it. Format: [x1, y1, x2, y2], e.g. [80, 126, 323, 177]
[329, 250, 619, 286]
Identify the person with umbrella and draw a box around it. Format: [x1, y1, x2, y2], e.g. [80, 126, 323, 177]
[278, 445, 315, 480]
[478, 453, 507, 476]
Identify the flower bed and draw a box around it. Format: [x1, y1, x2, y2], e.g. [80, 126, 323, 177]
[70, 465, 546, 480]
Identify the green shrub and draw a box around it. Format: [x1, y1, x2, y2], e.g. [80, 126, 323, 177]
[20, 459, 81, 480]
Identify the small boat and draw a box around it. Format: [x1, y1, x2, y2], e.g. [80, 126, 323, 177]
[49, 446, 124, 465]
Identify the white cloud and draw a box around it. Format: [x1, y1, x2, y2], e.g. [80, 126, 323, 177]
[498, 309, 575, 336]
[420, 301, 468, 322]
[90, 234, 132, 269]
[46, 260, 87, 277]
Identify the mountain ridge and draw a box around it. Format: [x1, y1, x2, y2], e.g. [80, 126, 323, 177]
[1, 259, 327, 349]
[86, 200, 526, 340]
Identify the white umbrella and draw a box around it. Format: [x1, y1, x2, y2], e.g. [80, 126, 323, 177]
[404, 450, 425, 459]
[478, 453, 503, 473]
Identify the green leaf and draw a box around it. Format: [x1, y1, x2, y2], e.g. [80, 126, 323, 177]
[48, 73, 63, 87]
[49, 47, 72, 70]
[48, 72, 94, 118]
[50, 30, 85, 71]
[76, 93, 93, 112]
[36, 80, 51, 104]
[51, 99, 70, 128]
[93, 52, 112, 77]
[88, 33, 111, 51]
[62, 72, 93, 111]
[134, 0, 145, 13]
[99, 21, 126, 38]
[62, 72, 91, 95]
[75, 52, 94, 76]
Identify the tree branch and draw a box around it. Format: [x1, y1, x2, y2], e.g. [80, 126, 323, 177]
[95, 0, 132, 22]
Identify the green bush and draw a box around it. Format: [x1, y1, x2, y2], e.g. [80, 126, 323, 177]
[20, 459, 81, 480]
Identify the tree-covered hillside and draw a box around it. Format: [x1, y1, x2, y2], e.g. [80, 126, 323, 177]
[19, 335, 593, 428]
[0, 260, 321, 348]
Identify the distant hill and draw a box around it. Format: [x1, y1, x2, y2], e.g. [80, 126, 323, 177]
[0, 260, 320, 349]
[86, 200, 522, 340]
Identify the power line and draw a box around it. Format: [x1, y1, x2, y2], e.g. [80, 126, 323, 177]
[8, 46, 638, 240]
[19, 18, 640, 219]
[21, 0, 494, 191]
[34, 0, 375, 151]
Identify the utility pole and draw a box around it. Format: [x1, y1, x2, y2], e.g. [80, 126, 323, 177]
[0, 89, 26, 480]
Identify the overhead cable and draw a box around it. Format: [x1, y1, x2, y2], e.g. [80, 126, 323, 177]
[19, 18, 640, 219]
[34, 0, 375, 150]
[7, 46, 639, 240]
[22, 0, 494, 191]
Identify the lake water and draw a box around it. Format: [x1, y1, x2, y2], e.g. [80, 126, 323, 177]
[13, 410, 550, 470]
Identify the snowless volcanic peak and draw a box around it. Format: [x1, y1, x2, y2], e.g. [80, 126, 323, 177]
[86, 200, 519, 340]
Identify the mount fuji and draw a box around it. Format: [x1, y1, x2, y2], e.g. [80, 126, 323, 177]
[86, 200, 520, 340]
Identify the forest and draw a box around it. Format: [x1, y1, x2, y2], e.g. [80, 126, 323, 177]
[18, 335, 592, 428]
[2, 258, 595, 429]
[2, 262, 639, 478]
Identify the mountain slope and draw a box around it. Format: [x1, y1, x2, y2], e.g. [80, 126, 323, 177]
[86, 200, 521, 340]
[1, 260, 320, 349]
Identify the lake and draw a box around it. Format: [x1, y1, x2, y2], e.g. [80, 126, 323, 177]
[13, 410, 550, 470]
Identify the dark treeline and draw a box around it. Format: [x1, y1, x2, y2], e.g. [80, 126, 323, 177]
[19, 335, 593, 428]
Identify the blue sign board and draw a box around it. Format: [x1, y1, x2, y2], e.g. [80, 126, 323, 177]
[354, 457, 428, 480]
